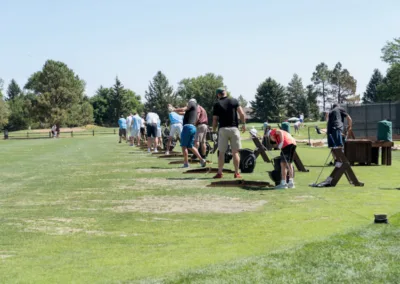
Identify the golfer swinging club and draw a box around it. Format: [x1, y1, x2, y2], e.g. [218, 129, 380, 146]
[173, 99, 207, 168]
[267, 128, 297, 189]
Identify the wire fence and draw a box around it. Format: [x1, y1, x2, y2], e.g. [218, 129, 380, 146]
[3, 129, 117, 140]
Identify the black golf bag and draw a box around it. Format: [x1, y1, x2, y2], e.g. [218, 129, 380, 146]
[239, 149, 256, 173]
[191, 142, 211, 160]
[268, 156, 295, 186]
[162, 128, 176, 151]
[218, 146, 233, 164]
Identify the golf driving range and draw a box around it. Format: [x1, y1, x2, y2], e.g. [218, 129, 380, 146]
[1, 125, 400, 283]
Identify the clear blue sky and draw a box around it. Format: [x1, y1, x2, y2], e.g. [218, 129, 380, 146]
[1, 0, 399, 103]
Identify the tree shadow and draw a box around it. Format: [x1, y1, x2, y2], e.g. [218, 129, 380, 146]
[167, 177, 212, 181]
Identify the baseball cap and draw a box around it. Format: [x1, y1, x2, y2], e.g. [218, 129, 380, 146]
[216, 87, 225, 95]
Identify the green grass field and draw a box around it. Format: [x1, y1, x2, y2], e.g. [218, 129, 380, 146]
[1, 130, 400, 283]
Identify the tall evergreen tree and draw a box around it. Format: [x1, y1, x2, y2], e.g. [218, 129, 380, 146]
[286, 74, 306, 117]
[306, 85, 320, 120]
[311, 62, 331, 111]
[250, 78, 286, 122]
[145, 71, 175, 123]
[362, 69, 383, 104]
[6, 79, 22, 101]
[377, 63, 400, 102]
[329, 62, 357, 104]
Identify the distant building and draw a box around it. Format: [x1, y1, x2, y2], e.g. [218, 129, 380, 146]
[243, 107, 255, 122]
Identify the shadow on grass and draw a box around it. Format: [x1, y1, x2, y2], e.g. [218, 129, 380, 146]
[167, 177, 212, 181]
[378, 187, 400, 190]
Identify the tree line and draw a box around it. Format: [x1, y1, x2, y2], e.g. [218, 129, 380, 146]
[0, 37, 399, 131]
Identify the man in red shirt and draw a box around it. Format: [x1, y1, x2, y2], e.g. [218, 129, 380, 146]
[267, 128, 297, 189]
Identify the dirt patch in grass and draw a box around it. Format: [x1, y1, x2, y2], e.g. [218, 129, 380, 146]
[110, 195, 267, 214]
[12, 217, 102, 236]
[290, 195, 315, 203]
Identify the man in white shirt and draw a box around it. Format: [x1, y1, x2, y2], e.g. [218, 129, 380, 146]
[126, 113, 133, 145]
[146, 111, 160, 153]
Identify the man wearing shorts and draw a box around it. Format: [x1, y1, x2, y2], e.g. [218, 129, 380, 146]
[175, 99, 206, 168]
[118, 115, 127, 143]
[212, 87, 246, 179]
[165, 106, 183, 155]
[267, 128, 297, 189]
[194, 104, 209, 158]
[327, 104, 352, 148]
[131, 112, 142, 146]
[126, 113, 133, 144]
[146, 111, 160, 153]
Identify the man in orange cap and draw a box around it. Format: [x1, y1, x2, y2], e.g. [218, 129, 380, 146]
[267, 128, 297, 189]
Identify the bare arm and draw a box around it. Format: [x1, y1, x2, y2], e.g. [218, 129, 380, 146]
[212, 116, 219, 132]
[237, 106, 246, 133]
[347, 115, 353, 129]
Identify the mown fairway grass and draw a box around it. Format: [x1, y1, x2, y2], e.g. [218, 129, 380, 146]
[1, 131, 400, 283]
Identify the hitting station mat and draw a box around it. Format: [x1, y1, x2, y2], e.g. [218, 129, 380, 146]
[184, 167, 235, 174]
[208, 180, 273, 188]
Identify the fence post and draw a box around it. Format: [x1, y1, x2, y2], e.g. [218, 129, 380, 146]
[71, 131, 73, 138]
[49, 131, 51, 138]
[114, 129, 116, 135]
[93, 129, 95, 136]
[27, 132, 29, 138]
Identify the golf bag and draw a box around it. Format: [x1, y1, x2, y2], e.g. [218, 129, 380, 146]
[239, 149, 256, 173]
[268, 156, 295, 186]
[218, 146, 233, 164]
[191, 142, 211, 160]
[162, 136, 176, 151]
[162, 128, 176, 151]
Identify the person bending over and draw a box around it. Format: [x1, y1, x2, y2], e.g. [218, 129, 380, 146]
[267, 128, 297, 189]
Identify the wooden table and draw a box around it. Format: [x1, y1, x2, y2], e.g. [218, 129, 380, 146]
[345, 139, 393, 166]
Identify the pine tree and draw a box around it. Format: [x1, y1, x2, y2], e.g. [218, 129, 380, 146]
[306, 85, 320, 120]
[286, 74, 305, 117]
[6, 79, 22, 101]
[250, 78, 286, 122]
[145, 71, 175, 123]
[362, 69, 383, 103]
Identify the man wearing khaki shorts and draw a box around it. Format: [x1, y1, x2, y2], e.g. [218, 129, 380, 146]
[194, 104, 209, 158]
[212, 87, 246, 179]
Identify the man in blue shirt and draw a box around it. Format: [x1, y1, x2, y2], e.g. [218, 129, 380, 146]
[165, 107, 183, 155]
[131, 112, 142, 146]
[118, 115, 127, 143]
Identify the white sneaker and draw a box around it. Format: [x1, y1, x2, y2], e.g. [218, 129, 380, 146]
[147, 148, 151, 153]
[288, 182, 295, 189]
[154, 149, 158, 153]
[274, 184, 288, 189]
[165, 151, 170, 155]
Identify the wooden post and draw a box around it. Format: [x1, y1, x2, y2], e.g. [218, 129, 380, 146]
[93, 130, 95, 136]
[27, 132, 29, 138]
[71, 131, 73, 137]
[114, 129, 116, 135]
